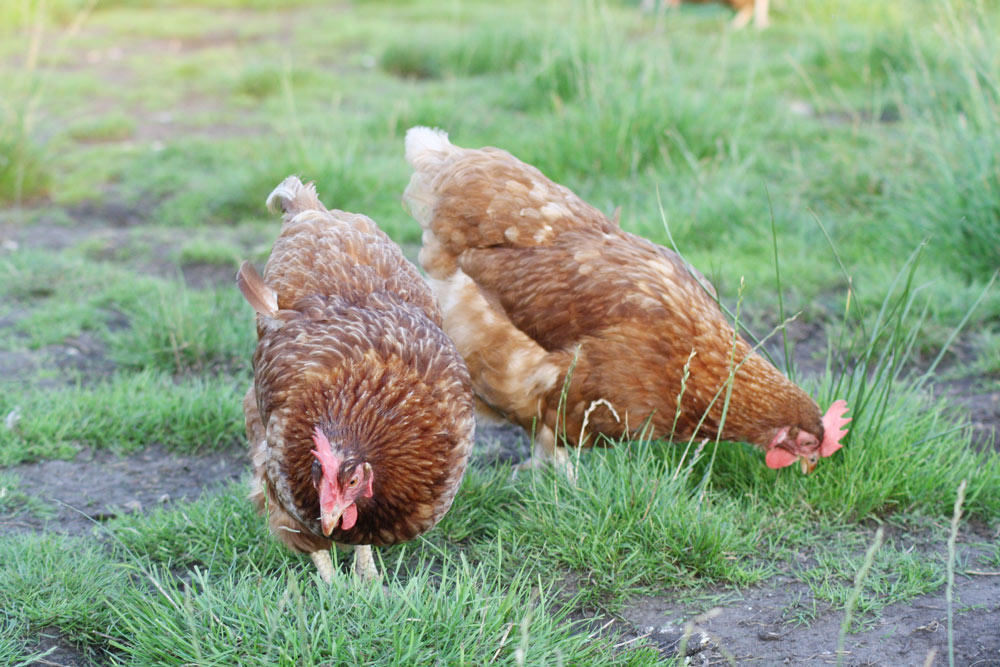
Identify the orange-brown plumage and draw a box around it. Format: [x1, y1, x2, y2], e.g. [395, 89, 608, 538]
[241, 176, 474, 580]
[403, 128, 846, 475]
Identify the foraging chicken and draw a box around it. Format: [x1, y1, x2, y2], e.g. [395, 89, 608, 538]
[403, 127, 848, 478]
[240, 176, 475, 582]
[641, 0, 770, 29]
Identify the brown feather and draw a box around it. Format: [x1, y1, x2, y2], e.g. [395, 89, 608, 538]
[237, 261, 278, 316]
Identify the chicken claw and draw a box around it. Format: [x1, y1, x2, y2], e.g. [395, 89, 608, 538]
[310, 549, 334, 584]
[514, 432, 577, 483]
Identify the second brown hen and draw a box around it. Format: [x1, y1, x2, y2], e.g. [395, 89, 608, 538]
[403, 127, 848, 480]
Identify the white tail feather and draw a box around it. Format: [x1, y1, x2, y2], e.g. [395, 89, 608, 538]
[405, 126, 453, 170]
[266, 176, 322, 215]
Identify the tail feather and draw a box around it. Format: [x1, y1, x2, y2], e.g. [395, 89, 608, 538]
[405, 126, 454, 171]
[237, 260, 278, 316]
[266, 176, 324, 216]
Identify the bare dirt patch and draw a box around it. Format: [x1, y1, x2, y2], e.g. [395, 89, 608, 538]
[621, 567, 1000, 666]
[23, 627, 99, 667]
[1, 444, 246, 537]
[942, 382, 1000, 453]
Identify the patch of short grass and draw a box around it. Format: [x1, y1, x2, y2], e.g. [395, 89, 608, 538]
[503, 448, 771, 607]
[0, 618, 32, 667]
[233, 63, 315, 100]
[379, 24, 541, 80]
[108, 281, 254, 375]
[0, 250, 158, 348]
[0, 533, 124, 644]
[175, 238, 242, 268]
[0, 472, 55, 521]
[108, 479, 288, 576]
[0, 370, 245, 465]
[105, 555, 661, 666]
[800, 536, 943, 631]
[19, 486, 665, 665]
[1, 248, 254, 373]
[0, 111, 50, 204]
[66, 112, 136, 142]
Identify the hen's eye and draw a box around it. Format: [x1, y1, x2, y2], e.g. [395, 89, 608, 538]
[349, 477, 359, 487]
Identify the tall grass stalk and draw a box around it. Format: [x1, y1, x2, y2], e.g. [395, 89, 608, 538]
[836, 527, 884, 666]
[766, 185, 793, 379]
[946, 479, 967, 667]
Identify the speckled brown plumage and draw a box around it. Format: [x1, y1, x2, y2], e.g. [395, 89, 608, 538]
[403, 128, 822, 466]
[242, 176, 474, 562]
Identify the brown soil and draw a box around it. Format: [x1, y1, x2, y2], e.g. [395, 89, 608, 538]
[1, 443, 247, 537]
[621, 566, 1000, 666]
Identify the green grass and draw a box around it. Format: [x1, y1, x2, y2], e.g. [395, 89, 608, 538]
[0, 110, 50, 204]
[108, 281, 254, 374]
[504, 449, 771, 606]
[66, 112, 137, 142]
[1, 527, 663, 666]
[802, 537, 943, 631]
[0, 371, 245, 465]
[176, 238, 243, 267]
[0, 472, 55, 521]
[0, 618, 33, 667]
[2, 0, 999, 662]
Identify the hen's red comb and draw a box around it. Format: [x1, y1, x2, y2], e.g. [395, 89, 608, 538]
[819, 399, 850, 458]
[311, 426, 341, 472]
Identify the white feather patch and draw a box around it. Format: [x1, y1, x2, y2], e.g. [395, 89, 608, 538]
[405, 126, 452, 168]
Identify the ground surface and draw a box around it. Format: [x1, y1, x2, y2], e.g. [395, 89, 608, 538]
[5, 426, 999, 666]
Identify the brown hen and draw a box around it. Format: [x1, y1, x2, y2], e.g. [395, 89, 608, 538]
[240, 176, 475, 582]
[403, 127, 847, 479]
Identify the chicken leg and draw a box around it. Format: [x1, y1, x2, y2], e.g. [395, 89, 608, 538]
[309, 545, 380, 582]
[515, 425, 576, 482]
[310, 550, 334, 583]
[352, 545, 380, 581]
[732, 0, 768, 29]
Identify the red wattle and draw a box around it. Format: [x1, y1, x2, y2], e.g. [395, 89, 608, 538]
[340, 503, 358, 530]
[766, 448, 798, 469]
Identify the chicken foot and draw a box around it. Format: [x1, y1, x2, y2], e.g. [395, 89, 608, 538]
[515, 425, 577, 483]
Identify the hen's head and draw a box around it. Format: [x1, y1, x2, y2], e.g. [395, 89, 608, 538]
[310, 426, 374, 535]
[764, 400, 851, 474]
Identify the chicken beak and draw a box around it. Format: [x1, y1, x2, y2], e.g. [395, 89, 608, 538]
[800, 457, 817, 475]
[319, 508, 343, 536]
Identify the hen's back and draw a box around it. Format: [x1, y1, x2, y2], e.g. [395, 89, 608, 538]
[264, 176, 441, 323]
